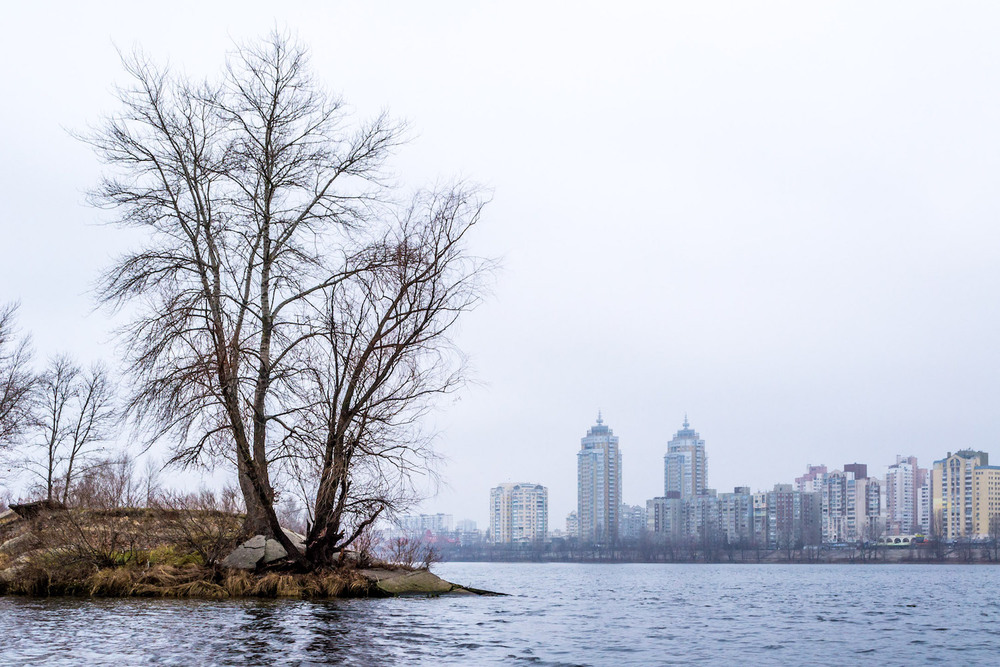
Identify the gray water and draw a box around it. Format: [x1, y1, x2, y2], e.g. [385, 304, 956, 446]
[2, 563, 999, 665]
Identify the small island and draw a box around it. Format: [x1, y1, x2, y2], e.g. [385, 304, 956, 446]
[0, 502, 491, 599]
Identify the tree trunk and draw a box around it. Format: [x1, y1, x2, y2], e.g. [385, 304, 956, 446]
[238, 457, 273, 535]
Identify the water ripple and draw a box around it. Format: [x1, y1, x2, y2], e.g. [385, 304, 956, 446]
[2, 564, 1000, 664]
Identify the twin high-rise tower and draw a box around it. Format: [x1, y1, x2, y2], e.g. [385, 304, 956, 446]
[576, 413, 705, 543]
[576, 413, 622, 542]
[663, 416, 707, 499]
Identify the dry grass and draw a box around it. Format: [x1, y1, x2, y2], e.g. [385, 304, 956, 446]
[1, 555, 377, 599]
[0, 507, 389, 600]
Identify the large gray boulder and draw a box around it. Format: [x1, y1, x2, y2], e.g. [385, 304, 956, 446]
[220, 535, 266, 569]
[220, 529, 306, 570]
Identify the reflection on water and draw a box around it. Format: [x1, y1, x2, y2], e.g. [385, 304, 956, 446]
[3, 563, 1000, 665]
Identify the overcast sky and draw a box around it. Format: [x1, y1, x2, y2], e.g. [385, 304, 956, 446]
[4, 2, 1000, 528]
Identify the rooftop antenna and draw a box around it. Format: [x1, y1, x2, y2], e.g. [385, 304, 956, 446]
[597, 409, 603, 425]
[683, 412, 689, 429]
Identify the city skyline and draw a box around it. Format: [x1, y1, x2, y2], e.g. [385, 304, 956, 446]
[425, 417, 998, 548]
[440, 412, 970, 536]
[468, 411, 972, 530]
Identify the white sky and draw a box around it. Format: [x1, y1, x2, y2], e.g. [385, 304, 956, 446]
[4, 2, 1000, 527]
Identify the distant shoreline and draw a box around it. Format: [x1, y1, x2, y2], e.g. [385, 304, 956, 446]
[438, 557, 999, 565]
[432, 544, 1000, 565]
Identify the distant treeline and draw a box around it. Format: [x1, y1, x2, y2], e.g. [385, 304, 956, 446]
[434, 537, 1000, 564]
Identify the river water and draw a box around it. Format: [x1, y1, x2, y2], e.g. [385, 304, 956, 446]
[2, 563, 999, 665]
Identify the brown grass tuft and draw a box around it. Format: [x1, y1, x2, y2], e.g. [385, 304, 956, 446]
[88, 567, 136, 597]
[248, 573, 304, 598]
[221, 570, 254, 597]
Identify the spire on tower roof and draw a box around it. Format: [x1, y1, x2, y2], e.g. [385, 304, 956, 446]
[683, 412, 689, 429]
[596, 410, 603, 425]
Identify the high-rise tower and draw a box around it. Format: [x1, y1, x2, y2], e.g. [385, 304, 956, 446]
[664, 416, 707, 499]
[885, 455, 921, 535]
[577, 412, 622, 543]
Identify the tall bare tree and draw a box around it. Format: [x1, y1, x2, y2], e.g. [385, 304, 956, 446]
[61, 363, 117, 504]
[19, 357, 116, 503]
[0, 303, 34, 452]
[87, 32, 490, 567]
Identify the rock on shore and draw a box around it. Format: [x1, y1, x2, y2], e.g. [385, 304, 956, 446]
[359, 567, 480, 596]
[220, 530, 307, 570]
[216, 531, 486, 596]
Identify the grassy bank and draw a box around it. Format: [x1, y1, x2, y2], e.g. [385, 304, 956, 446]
[0, 505, 473, 599]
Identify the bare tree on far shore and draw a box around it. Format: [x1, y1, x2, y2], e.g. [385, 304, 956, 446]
[988, 514, 1000, 562]
[0, 303, 35, 452]
[85, 32, 491, 567]
[18, 356, 117, 504]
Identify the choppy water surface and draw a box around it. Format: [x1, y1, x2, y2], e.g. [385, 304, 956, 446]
[2, 563, 1000, 665]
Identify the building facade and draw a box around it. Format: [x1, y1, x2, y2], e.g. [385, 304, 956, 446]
[932, 450, 989, 540]
[885, 455, 921, 535]
[489, 483, 548, 543]
[917, 480, 932, 534]
[577, 413, 622, 542]
[399, 513, 454, 535]
[646, 496, 687, 540]
[819, 466, 883, 543]
[620, 504, 648, 541]
[973, 466, 1000, 537]
[718, 487, 754, 545]
[794, 464, 828, 493]
[565, 511, 578, 537]
[765, 484, 823, 548]
[664, 417, 707, 499]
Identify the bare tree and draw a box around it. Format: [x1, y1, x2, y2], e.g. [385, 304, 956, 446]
[86, 32, 490, 567]
[19, 357, 116, 504]
[988, 514, 1000, 562]
[928, 508, 948, 561]
[0, 303, 34, 452]
[61, 363, 117, 504]
[141, 457, 164, 506]
[860, 517, 886, 562]
[30, 356, 77, 503]
[71, 453, 142, 510]
[776, 523, 799, 562]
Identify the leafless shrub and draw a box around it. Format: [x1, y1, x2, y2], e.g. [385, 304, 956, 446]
[384, 535, 437, 569]
[153, 488, 245, 566]
[69, 453, 142, 510]
[349, 525, 382, 567]
[33, 508, 149, 569]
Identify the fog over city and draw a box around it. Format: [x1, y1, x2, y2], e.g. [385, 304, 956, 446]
[5, 2, 1000, 528]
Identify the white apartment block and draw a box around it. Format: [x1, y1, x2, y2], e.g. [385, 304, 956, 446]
[490, 483, 548, 543]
